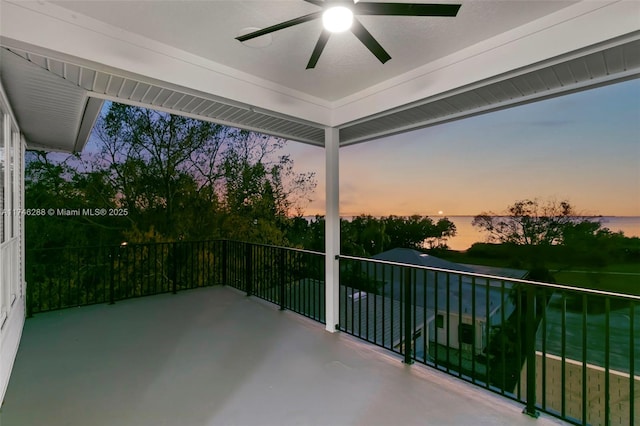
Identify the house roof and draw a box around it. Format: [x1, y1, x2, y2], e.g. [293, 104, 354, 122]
[1, 1, 638, 152]
[372, 248, 474, 273]
[368, 248, 518, 318]
[372, 248, 528, 279]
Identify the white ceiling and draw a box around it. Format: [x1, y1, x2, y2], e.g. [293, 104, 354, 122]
[0, 0, 639, 152]
[51, 0, 577, 101]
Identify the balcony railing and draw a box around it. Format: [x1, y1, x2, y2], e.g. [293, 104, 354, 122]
[26, 240, 224, 312]
[26, 240, 639, 426]
[339, 254, 640, 426]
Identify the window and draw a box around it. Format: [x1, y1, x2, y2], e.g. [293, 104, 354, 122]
[459, 323, 474, 345]
[436, 314, 444, 329]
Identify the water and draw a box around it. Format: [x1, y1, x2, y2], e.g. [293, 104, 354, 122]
[445, 216, 640, 251]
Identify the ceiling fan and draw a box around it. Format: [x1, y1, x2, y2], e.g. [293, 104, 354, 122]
[236, 1, 462, 69]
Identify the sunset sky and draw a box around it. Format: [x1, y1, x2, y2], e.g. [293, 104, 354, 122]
[286, 78, 640, 217]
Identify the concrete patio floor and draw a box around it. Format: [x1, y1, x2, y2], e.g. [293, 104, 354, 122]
[1, 286, 569, 426]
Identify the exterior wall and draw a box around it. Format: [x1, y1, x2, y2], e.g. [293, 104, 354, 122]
[430, 312, 487, 355]
[519, 352, 640, 425]
[0, 80, 26, 404]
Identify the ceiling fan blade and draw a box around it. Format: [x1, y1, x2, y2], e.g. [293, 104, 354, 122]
[306, 30, 331, 69]
[303, 0, 325, 6]
[355, 3, 461, 16]
[350, 18, 391, 64]
[236, 11, 323, 42]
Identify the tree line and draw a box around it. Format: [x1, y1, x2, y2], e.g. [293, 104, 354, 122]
[25, 103, 458, 253]
[471, 198, 639, 279]
[287, 214, 457, 256]
[26, 103, 314, 248]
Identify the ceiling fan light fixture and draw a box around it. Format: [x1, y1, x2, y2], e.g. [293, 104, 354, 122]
[236, 1, 461, 69]
[322, 6, 353, 33]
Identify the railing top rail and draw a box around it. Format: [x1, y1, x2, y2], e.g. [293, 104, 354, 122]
[26, 241, 179, 252]
[225, 240, 325, 256]
[27, 239, 326, 257]
[338, 254, 640, 301]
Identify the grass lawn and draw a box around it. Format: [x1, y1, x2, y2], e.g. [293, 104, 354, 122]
[552, 270, 639, 295]
[436, 250, 640, 296]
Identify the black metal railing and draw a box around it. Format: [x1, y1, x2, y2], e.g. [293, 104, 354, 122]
[26, 241, 639, 425]
[338, 254, 640, 426]
[26, 240, 326, 322]
[26, 240, 224, 314]
[225, 240, 326, 323]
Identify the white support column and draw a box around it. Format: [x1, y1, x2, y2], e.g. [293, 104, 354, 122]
[324, 127, 340, 333]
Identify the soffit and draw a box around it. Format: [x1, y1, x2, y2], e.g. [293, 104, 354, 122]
[339, 36, 640, 145]
[1, 47, 327, 147]
[0, 48, 97, 152]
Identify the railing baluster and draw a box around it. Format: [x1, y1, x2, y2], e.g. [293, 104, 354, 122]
[561, 291, 567, 419]
[485, 277, 490, 390]
[222, 240, 228, 286]
[109, 246, 115, 305]
[403, 266, 413, 364]
[524, 284, 539, 418]
[354, 260, 360, 337]
[279, 249, 285, 311]
[541, 287, 547, 411]
[424, 269, 428, 364]
[381, 263, 385, 346]
[604, 296, 610, 426]
[434, 270, 439, 367]
[500, 281, 506, 396]
[391, 265, 395, 352]
[516, 285, 522, 400]
[351, 261, 355, 337]
[171, 242, 177, 295]
[629, 301, 635, 426]
[582, 293, 588, 425]
[245, 243, 252, 296]
[152, 244, 157, 294]
[75, 248, 80, 307]
[373, 262, 378, 345]
[66, 247, 71, 308]
[365, 260, 370, 342]
[471, 275, 476, 384]
[458, 273, 462, 379]
[446, 272, 451, 373]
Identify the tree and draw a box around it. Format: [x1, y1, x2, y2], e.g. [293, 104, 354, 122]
[426, 217, 457, 249]
[289, 214, 457, 256]
[382, 215, 456, 251]
[25, 102, 317, 247]
[219, 133, 316, 243]
[472, 199, 600, 246]
[96, 103, 228, 240]
[471, 198, 611, 276]
[25, 151, 126, 248]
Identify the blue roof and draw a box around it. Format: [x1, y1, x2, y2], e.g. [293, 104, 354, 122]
[372, 248, 475, 273]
